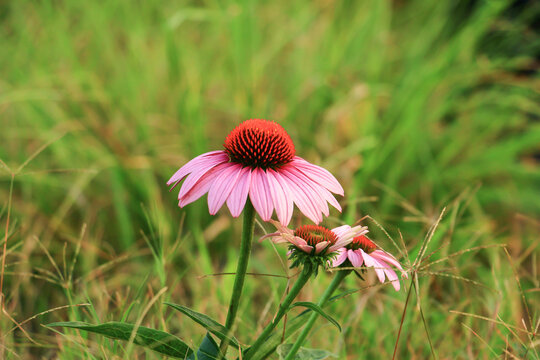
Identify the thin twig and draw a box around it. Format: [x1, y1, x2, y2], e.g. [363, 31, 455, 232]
[413, 276, 437, 359]
[392, 277, 414, 360]
[461, 323, 499, 357]
[0, 174, 14, 310]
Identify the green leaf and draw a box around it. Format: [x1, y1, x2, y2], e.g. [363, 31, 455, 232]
[47, 321, 193, 358]
[289, 302, 341, 332]
[165, 302, 240, 348]
[328, 289, 358, 302]
[277, 344, 337, 360]
[188, 333, 220, 360]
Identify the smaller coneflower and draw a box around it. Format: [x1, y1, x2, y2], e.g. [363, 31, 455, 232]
[262, 220, 368, 272]
[332, 229, 408, 291]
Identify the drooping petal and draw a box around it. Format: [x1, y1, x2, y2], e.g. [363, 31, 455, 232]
[383, 267, 400, 291]
[271, 171, 298, 222]
[332, 248, 348, 267]
[279, 168, 323, 223]
[266, 169, 293, 225]
[348, 249, 364, 267]
[178, 163, 229, 207]
[372, 250, 405, 273]
[207, 163, 243, 215]
[259, 232, 282, 242]
[168, 151, 228, 187]
[249, 168, 274, 221]
[289, 164, 342, 212]
[362, 250, 386, 283]
[178, 157, 229, 200]
[268, 219, 294, 235]
[284, 166, 330, 217]
[226, 167, 251, 217]
[320, 187, 342, 212]
[291, 156, 344, 195]
[262, 234, 290, 245]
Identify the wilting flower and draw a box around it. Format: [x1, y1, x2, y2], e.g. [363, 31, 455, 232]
[332, 227, 408, 291]
[167, 119, 344, 225]
[262, 220, 368, 270]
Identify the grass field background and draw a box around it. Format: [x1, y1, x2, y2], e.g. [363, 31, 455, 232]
[1, 0, 539, 358]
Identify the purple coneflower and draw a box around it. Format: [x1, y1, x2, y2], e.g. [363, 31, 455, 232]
[332, 229, 408, 291]
[167, 119, 343, 225]
[263, 220, 368, 256]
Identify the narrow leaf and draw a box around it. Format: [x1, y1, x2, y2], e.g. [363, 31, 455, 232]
[188, 333, 220, 360]
[277, 344, 337, 360]
[165, 302, 240, 348]
[328, 289, 358, 302]
[47, 321, 192, 358]
[289, 302, 341, 332]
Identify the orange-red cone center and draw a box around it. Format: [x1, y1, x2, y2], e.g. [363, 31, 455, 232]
[294, 225, 338, 247]
[224, 119, 295, 169]
[350, 235, 376, 253]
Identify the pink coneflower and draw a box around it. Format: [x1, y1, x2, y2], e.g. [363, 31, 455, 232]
[263, 221, 368, 255]
[262, 220, 368, 270]
[167, 119, 344, 225]
[332, 230, 408, 291]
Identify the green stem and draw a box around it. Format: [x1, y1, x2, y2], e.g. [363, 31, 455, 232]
[219, 200, 256, 356]
[284, 269, 351, 360]
[246, 264, 314, 360]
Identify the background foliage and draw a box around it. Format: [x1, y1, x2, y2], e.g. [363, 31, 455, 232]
[1, 0, 539, 358]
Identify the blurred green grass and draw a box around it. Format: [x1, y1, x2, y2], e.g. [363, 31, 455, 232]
[1, 0, 539, 358]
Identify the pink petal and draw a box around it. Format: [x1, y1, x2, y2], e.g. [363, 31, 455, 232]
[178, 158, 229, 200]
[279, 168, 323, 224]
[266, 169, 293, 225]
[249, 168, 274, 221]
[226, 167, 251, 217]
[319, 187, 342, 212]
[259, 232, 282, 242]
[331, 225, 352, 239]
[331, 236, 354, 251]
[362, 250, 386, 283]
[352, 226, 370, 237]
[384, 267, 400, 291]
[178, 163, 229, 207]
[372, 250, 405, 272]
[168, 151, 228, 187]
[265, 235, 290, 245]
[314, 241, 329, 254]
[332, 248, 348, 267]
[268, 219, 294, 235]
[286, 235, 308, 248]
[271, 171, 298, 223]
[284, 166, 329, 217]
[291, 156, 344, 195]
[298, 244, 314, 253]
[331, 226, 368, 250]
[207, 164, 243, 215]
[327, 244, 341, 253]
[348, 249, 364, 267]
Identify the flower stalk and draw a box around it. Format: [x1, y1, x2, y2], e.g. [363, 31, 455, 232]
[283, 269, 351, 360]
[245, 263, 314, 360]
[219, 200, 256, 356]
